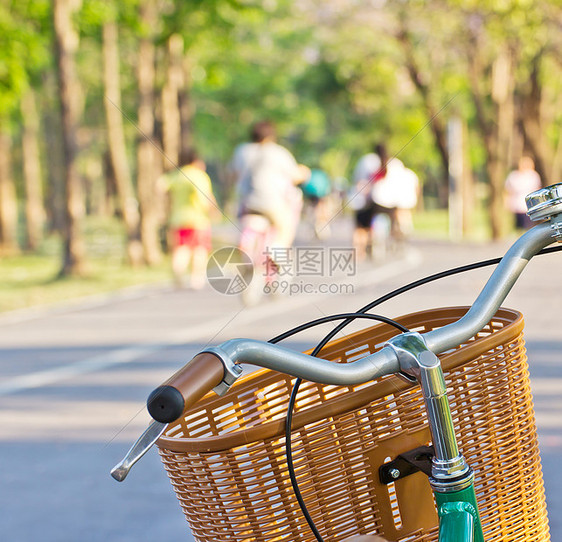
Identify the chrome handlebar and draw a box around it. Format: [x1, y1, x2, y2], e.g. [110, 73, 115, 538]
[425, 220, 559, 352]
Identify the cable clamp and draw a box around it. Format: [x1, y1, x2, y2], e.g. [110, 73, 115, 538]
[203, 347, 244, 396]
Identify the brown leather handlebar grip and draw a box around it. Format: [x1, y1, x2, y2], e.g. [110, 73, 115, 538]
[147, 352, 225, 423]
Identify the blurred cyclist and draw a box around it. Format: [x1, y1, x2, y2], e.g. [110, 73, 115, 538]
[231, 120, 309, 254]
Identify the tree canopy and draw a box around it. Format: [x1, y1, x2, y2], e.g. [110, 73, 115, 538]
[2, 0, 562, 262]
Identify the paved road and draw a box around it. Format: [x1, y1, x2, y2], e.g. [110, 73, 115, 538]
[1, 225, 561, 541]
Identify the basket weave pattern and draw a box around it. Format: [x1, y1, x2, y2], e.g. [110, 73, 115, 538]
[157, 307, 549, 541]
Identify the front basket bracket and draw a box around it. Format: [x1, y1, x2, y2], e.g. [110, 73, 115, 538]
[379, 445, 434, 484]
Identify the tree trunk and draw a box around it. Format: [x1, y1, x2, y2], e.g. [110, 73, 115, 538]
[161, 34, 183, 169]
[21, 89, 46, 251]
[467, 42, 512, 240]
[179, 57, 194, 162]
[551, 129, 562, 184]
[53, 0, 86, 276]
[136, 1, 162, 265]
[0, 131, 19, 255]
[488, 49, 514, 239]
[102, 21, 143, 266]
[396, 23, 449, 184]
[461, 119, 475, 236]
[41, 71, 65, 234]
[518, 54, 551, 187]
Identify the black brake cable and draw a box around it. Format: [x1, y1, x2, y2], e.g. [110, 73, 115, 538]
[272, 245, 562, 350]
[262, 312, 409, 542]
[269, 244, 562, 541]
[272, 313, 410, 542]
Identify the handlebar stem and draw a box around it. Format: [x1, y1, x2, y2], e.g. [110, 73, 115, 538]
[387, 332, 472, 491]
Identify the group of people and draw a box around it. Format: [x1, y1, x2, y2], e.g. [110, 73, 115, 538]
[160, 120, 312, 289]
[159, 117, 543, 290]
[159, 122, 424, 289]
[350, 143, 420, 261]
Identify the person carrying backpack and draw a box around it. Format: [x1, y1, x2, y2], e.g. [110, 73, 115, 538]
[300, 168, 333, 239]
[231, 120, 309, 252]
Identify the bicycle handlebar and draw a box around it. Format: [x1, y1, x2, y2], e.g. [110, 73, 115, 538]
[148, 216, 562, 425]
[425, 220, 555, 352]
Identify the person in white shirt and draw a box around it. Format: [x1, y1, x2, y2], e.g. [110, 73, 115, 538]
[231, 120, 309, 251]
[504, 156, 542, 230]
[371, 157, 419, 240]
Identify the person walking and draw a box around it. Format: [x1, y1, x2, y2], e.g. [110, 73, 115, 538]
[160, 149, 218, 289]
[350, 145, 381, 261]
[504, 156, 542, 230]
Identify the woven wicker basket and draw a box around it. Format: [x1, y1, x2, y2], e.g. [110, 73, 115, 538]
[156, 307, 550, 541]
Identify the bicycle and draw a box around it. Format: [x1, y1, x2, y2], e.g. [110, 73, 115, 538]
[112, 183, 562, 541]
[237, 213, 278, 306]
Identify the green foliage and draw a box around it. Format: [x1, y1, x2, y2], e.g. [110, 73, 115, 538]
[0, 0, 51, 118]
[5, 0, 562, 262]
[79, 0, 116, 34]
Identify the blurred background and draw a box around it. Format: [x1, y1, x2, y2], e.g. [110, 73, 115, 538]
[3, 3, 562, 540]
[1, 0, 562, 306]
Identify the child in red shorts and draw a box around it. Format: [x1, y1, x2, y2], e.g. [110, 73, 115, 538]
[161, 149, 217, 289]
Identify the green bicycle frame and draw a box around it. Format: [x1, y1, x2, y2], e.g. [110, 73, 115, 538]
[435, 485, 484, 542]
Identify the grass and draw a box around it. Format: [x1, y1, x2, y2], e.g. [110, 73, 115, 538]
[413, 209, 450, 239]
[0, 217, 172, 314]
[413, 207, 515, 242]
[0, 253, 172, 314]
